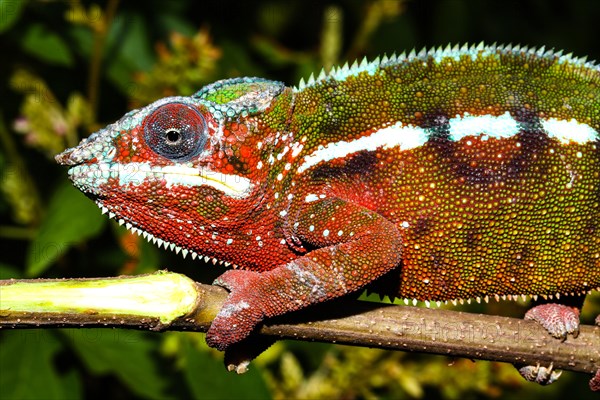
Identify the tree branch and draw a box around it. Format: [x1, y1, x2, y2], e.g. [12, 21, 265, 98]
[1, 271, 598, 375]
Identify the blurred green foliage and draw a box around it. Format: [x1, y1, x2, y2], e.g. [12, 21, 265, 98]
[1, 0, 599, 399]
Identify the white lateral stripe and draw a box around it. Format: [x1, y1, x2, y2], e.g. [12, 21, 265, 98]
[305, 194, 319, 202]
[542, 118, 597, 144]
[450, 113, 597, 144]
[448, 111, 519, 141]
[296, 112, 597, 174]
[298, 122, 429, 173]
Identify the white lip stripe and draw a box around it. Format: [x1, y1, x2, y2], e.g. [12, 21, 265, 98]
[297, 122, 429, 173]
[128, 163, 252, 198]
[542, 118, 598, 144]
[70, 162, 253, 198]
[448, 112, 520, 141]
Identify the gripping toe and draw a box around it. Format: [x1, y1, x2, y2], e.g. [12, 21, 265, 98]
[518, 363, 562, 385]
[524, 303, 580, 340]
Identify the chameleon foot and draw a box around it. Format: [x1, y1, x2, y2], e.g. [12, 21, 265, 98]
[516, 303, 581, 385]
[524, 303, 580, 340]
[518, 363, 562, 385]
[206, 270, 266, 351]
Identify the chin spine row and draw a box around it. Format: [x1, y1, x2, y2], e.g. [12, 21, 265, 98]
[97, 201, 237, 269]
[399, 289, 595, 308]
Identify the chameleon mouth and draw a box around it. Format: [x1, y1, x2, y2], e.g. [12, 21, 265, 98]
[66, 162, 253, 199]
[154, 164, 254, 198]
[95, 199, 238, 268]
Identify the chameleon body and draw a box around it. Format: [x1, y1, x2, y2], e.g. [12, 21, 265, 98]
[57, 44, 599, 371]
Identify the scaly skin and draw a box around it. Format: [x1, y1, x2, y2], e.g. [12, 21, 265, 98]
[56, 44, 600, 382]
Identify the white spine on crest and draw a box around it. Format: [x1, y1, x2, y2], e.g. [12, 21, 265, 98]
[293, 43, 599, 92]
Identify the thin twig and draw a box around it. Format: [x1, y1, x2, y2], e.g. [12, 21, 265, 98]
[0, 272, 598, 375]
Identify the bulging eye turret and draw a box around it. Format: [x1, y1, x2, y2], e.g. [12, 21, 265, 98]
[143, 102, 207, 161]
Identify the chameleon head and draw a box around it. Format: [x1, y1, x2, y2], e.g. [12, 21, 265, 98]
[55, 77, 290, 262]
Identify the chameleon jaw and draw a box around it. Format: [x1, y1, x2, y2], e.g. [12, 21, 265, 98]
[95, 199, 238, 268]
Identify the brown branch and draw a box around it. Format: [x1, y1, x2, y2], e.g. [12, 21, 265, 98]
[0, 272, 598, 376]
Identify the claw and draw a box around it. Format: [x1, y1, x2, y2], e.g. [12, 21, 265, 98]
[518, 363, 562, 385]
[227, 360, 250, 374]
[223, 336, 276, 374]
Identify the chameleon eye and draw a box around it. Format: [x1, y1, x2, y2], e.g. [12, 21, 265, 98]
[143, 102, 207, 161]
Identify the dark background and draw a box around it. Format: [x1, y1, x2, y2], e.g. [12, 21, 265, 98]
[1, 1, 599, 399]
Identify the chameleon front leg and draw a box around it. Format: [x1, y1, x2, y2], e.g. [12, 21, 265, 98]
[206, 198, 402, 351]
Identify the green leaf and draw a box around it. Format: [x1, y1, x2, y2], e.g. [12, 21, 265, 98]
[0, 0, 26, 33]
[26, 182, 106, 276]
[104, 12, 155, 94]
[65, 329, 168, 400]
[0, 330, 79, 399]
[181, 335, 271, 400]
[157, 13, 196, 36]
[220, 40, 264, 77]
[21, 24, 74, 66]
[67, 25, 94, 59]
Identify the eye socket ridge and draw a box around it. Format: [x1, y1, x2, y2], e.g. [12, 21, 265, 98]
[143, 102, 208, 161]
